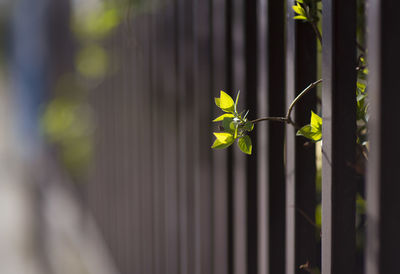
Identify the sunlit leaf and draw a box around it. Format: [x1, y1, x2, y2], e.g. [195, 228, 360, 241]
[219, 90, 235, 112]
[211, 138, 234, 149]
[296, 124, 322, 142]
[310, 110, 322, 131]
[212, 132, 234, 149]
[234, 124, 238, 139]
[213, 132, 234, 144]
[292, 4, 306, 16]
[238, 135, 252, 155]
[215, 97, 221, 107]
[357, 81, 366, 93]
[234, 90, 240, 112]
[294, 15, 308, 20]
[213, 113, 234, 122]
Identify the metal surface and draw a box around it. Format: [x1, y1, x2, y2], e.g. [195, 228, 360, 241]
[286, 0, 317, 273]
[212, 0, 229, 273]
[232, 0, 247, 273]
[366, 0, 400, 273]
[322, 0, 357, 273]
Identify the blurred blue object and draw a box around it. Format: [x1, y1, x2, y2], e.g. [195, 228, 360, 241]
[10, 0, 49, 158]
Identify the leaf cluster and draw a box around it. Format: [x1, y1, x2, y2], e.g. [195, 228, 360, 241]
[212, 91, 254, 155]
[292, 0, 321, 23]
[296, 111, 322, 142]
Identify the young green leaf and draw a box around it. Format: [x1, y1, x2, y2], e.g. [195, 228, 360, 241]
[219, 90, 235, 112]
[234, 90, 240, 113]
[213, 113, 235, 122]
[211, 138, 235, 149]
[310, 110, 322, 131]
[213, 132, 234, 143]
[292, 3, 306, 17]
[214, 97, 221, 107]
[296, 111, 323, 142]
[234, 124, 238, 139]
[357, 81, 366, 93]
[243, 121, 254, 132]
[296, 125, 322, 142]
[294, 15, 308, 20]
[238, 135, 252, 155]
[222, 117, 235, 133]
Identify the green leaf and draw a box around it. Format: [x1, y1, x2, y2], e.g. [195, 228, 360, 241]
[243, 121, 254, 132]
[234, 124, 238, 139]
[292, 3, 306, 16]
[357, 81, 366, 93]
[296, 125, 322, 142]
[222, 117, 235, 133]
[310, 110, 322, 131]
[211, 138, 234, 149]
[219, 90, 235, 112]
[243, 109, 249, 120]
[214, 97, 220, 107]
[296, 111, 323, 142]
[297, 0, 303, 3]
[294, 15, 308, 20]
[238, 135, 252, 155]
[212, 132, 234, 148]
[213, 113, 234, 122]
[234, 90, 240, 113]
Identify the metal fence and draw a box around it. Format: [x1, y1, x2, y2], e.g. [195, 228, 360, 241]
[86, 0, 400, 273]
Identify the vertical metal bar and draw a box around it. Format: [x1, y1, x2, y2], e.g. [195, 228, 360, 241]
[150, 5, 160, 274]
[141, 14, 154, 274]
[258, 0, 286, 273]
[161, 2, 179, 274]
[192, 0, 201, 272]
[150, 4, 166, 274]
[232, 0, 246, 272]
[194, 0, 214, 273]
[286, 0, 317, 273]
[366, 0, 400, 273]
[177, 0, 191, 273]
[267, 0, 286, 271]
[245, 1, 258, 273]
[321, 0, 357, 274]
[212, 0, 229, 273]
[130, 18, 143, 274]
[257, 2, 269, 273]
[285, 2, 297, 271]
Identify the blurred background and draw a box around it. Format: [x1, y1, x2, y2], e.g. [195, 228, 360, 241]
[0, 0, 226, 273]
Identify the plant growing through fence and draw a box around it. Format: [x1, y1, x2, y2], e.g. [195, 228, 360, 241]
[212, 0, 368, 158]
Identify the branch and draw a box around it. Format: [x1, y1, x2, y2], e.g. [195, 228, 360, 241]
[250, 117, 287, 124]
[251, 79, 322, 128]
[250, 79, 322, 128]
[286, 79, 323, 122]
[311, 21, 322, 46]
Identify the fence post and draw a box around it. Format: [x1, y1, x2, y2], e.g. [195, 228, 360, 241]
[321, 0, 357, 273]
[366, 0, 400, 273]
[232, 0, 247, 273]
[257, 0, 286, 273]
[285, 1, 317, 273]
[211, 0, 229, 273]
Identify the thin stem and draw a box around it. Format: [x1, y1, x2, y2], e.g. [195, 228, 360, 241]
[250, 117, 287, 124]
[311, 21, 322, 46]
[249, 79, 322, 128]
[286, 79, 323, 121]
[356, 41, 366, 53]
